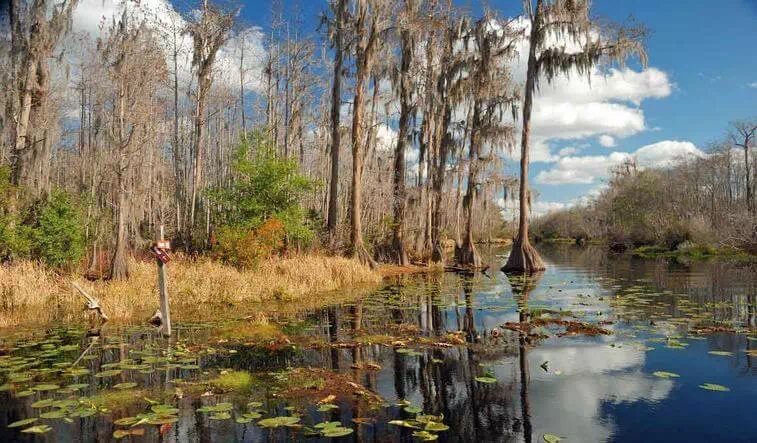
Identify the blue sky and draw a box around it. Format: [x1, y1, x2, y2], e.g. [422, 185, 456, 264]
[229, 0, 757, 212]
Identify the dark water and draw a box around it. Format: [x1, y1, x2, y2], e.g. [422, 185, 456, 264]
[1, 245, 756, 442]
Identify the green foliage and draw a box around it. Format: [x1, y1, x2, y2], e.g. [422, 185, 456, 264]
[209, 130, 317, 266]
[210, 130, 315, 240]
[0, 167, 85, 268]
[32, 191, 86, 268]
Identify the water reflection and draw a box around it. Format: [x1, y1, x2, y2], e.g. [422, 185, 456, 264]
[1, 245, 756, 442]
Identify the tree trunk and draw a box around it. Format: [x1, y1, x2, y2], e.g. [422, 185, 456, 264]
[110, 172, 130, 279]
[746, 144, 753, 213]
[327, 0, 346, 248]
[502, 6, 545, 274]
[350, 69, 375, 268]
[391, 26, 412, 266]
[430, 106, 452, 264]
[456, 103, 482, 268]
[189, 74, 209, 242]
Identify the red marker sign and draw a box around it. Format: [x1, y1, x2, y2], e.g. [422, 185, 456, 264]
[150, 244, 171, 264]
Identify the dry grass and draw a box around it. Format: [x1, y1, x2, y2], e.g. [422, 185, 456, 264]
[0, 255, 381, 328]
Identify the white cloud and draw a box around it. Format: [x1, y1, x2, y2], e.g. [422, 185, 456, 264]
[497, 198, 568, 218]
[504, 19, 673, 163]
[749, 82, 757, 89]
[557, 146, 580, 156]
[535, 140, 705, 185]
[598, 135, 617, 148]
[71, 0, 265, 93]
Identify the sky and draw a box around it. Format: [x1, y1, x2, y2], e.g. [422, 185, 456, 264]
[67, 0, 757, 216]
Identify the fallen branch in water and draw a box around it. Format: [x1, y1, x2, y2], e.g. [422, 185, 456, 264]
[72, 282, 109, 322]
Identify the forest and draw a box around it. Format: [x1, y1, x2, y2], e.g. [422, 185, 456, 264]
[0, 0, 753, 283]
[533, 119, 757, 256]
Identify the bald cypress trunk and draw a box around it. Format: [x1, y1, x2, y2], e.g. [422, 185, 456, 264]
[502, 2, 545, 273]
[391, 24, 412, 266]
[327, 0, 346, 248]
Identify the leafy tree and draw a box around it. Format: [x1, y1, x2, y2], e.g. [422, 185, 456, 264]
[32, 191, 86, 268]
[209, 130, 317, 246]
[0, 167, 84, 268]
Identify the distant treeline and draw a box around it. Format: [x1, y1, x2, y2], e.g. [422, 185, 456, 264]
[533, 119, 757, 255]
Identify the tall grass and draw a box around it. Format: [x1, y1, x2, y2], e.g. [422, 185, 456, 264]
[0, 255, 381, 328]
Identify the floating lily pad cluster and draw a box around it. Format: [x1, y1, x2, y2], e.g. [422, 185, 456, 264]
[389, 401, 449, 441]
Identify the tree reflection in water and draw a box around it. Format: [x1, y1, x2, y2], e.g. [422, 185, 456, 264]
[507, 271, 544, 443]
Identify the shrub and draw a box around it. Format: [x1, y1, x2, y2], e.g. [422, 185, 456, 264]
[208, 129, 317, 248]
[0, 167, 84, 268]
[32, 191, 85, 268]
[216, 218, 285, 269]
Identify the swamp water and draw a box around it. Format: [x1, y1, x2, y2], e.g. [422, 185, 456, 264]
[1, 245, 756, 442]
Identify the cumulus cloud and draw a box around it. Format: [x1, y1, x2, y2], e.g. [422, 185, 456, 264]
[497, 198, 567, 218]
[557, 146, 580, 156]
[504, 19, 673, 163]
[71, 0, 265, 93]
[598, 135, 617, 148]
[535, 140, 705, 185]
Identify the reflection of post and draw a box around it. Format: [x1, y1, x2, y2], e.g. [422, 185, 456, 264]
[157, 225, 172, 336]
[519, 308, 533, 443]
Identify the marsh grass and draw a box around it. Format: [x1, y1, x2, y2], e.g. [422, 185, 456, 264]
[0, 255, 381, 327]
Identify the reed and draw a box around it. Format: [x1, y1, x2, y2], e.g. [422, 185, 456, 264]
[0, 255, 381, 328]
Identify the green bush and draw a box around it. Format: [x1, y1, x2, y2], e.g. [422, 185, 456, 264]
[0, 167, 85, 268]
[209, 129, 317, 248]
[32, 191, 86, 268]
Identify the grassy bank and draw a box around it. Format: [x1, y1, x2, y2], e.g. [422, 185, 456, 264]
[0, 255, 382, 328]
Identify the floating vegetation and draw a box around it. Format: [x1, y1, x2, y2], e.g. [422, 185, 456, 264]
[314, 421, 354, 437]
[475, 369, 498, 384]
[257, 416, 301, 428]
[699, 383, 730, 392]
[21, 424, 53, 434]
[653, 371, 680, 379]
[707, 351, 733, 356]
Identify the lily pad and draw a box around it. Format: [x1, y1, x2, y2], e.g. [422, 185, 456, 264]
[388, 419, 421, 429]
[258, 416, 301, 428]
[40, 410, 67, 419]
[425, 421, 450, 432]
[652, 371, 680, 379]
[113, 428, 145, 439]
[209, 412, 232, 420]
[475, 376, 497, 384]
[413, 430, 439, 441]
[31, 399, 55, 408]
[22, 424, 53, 434]
[322, 426, 354, 437]
[544, 434, 562, 443]
[699, 383, 730, 392]
[196, 403, 233, 413]
[94, 369, 123, 378]
[8, 418, 38, 428]
[707, 351, 732, 356]
[32, 383, 60, 392]
[114, 382, 138, 390]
